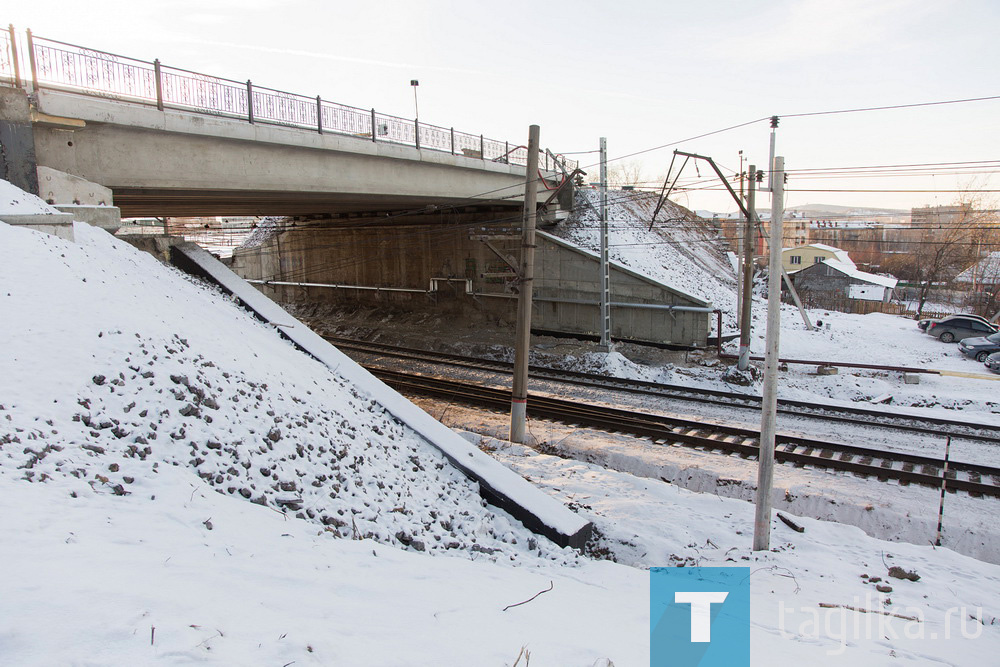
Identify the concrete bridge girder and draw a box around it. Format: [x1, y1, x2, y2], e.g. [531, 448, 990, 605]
[27, 89, 562, 218]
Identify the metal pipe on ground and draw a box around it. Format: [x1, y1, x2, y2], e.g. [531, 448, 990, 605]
[718, 352, 941, 375]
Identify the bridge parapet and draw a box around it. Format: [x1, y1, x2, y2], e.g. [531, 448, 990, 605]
[1, 28, 578, 217]
[5, 29, 576, 173]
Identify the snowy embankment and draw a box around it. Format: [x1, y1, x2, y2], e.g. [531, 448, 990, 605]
[483, 438, 1000, 665]
[0, 215, 647, 663]
[0, 221, 571, 562]
[2, 177, 999, 664]
[552, 188, 737, 324]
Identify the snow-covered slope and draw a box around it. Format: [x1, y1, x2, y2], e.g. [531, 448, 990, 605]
[0, 218, 573, 563]
[0, 177, 62, 215]
[551, 189, 737, 323]
[5, 181, 1000, 665]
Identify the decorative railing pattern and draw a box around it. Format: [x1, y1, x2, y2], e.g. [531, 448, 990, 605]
[5, 28, 576, 172]
[0, 25, 16, 84]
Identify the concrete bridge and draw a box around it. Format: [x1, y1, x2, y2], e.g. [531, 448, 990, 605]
[0, 31, 575, 221]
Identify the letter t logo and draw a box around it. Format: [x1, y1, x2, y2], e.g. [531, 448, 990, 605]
[674, 592, 729, 642]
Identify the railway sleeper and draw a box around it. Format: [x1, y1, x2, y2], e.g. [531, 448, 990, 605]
[967, 472, 984, 498]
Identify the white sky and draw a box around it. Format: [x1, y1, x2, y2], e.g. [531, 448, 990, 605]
[8, 0, 1000, 213]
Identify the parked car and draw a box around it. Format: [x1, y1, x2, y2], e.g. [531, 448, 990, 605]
[926, 315, 998, 343]
[959, 331, 1000, 362]
[984, 351, 1000, 373]
[919, 313, 992, 333]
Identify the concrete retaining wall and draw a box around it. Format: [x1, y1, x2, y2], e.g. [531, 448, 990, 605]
[231, 215, 712, 347]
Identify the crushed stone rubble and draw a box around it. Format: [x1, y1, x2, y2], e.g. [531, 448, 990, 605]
[0, 217, 576, 566]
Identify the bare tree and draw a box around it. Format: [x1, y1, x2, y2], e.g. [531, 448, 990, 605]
[607, 160, 645, 189]
[885, 190, 1000, 318]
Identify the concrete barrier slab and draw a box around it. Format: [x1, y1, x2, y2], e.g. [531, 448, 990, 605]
[169, 241, 592, 549]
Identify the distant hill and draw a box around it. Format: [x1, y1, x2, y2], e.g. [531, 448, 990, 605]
[698, 203, 908, 220]
[786, 204, 908, 217]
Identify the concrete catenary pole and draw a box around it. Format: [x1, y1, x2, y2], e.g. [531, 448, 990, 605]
[753, 155, 785, 552]
[510, 124, 541, 444]
[599, 137, 612, 350]
[737, 165, 756, 371]
[736, 161, 745, 321]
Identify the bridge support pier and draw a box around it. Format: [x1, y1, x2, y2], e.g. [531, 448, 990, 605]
[0, 86, 39, 195]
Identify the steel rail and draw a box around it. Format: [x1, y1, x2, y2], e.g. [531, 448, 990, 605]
[322, 336, 1000, 443]
[369, 368, 1000, 498]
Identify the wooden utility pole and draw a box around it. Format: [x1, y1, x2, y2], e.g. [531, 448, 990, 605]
[510, 124, 541, 444]
[753, 155, 785, 552]
[599, 137, 611, 350]
[737, 166, 756, 371]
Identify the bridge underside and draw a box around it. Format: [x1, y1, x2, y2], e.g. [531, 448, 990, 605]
[111, 187, 520, 218]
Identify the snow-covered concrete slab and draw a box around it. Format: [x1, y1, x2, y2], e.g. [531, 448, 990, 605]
[169, 242, 592, 548]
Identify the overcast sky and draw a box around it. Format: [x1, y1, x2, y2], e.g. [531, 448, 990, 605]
[9, 0, 1000, 213]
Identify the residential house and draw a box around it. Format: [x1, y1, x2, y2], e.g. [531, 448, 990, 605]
[791, 259, 898, 303]
[782, 243, 855, 274]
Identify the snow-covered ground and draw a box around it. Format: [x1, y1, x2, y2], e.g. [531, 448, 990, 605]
[2, 179, 999, 665]
[553, 189, 738, 325]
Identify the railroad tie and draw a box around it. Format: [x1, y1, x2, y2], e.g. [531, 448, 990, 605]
[968, 471, 983, 498]
[899, 462, 915, 486]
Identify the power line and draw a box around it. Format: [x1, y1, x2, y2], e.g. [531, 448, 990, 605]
[782, 94, 1000, 119]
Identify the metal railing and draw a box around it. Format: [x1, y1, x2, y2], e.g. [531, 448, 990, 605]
[4, 27, 577, 172]
[1, 25, 17, 84]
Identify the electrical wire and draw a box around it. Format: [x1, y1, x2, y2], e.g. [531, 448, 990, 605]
[781, 94, 1000, 119]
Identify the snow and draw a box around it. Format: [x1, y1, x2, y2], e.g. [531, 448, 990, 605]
[483, 440, 1000, 664]
[553, 188, 738, 325]
[538, 230, 708, 305]
[0, 465, 644, 666]
[173, 241, 589, 543]
[820, 259, 898, 288]
[3, 177, 1000, 665]
[806, 243, 857, 268]
[956, 251, 1000, 285]
[0, 221, 578, 563]
[0, 178, 62, 216]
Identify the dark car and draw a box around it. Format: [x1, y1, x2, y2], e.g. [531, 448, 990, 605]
[959, 331, 1000, 362]
[927, 315, 998, 343]
[985, 351, 1000, 374]
[919, 313, 992, 333]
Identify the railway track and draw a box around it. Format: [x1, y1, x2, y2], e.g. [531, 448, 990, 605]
[366, 367, 1000, 499]
[324, 336, 1000, 444]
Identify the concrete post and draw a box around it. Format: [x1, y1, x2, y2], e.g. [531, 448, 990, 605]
[8, 24, 21, 88]
[246, 80, 254, 124]
[599, 137, 611, 350]
[738, 166, 756, 370]
[510, 124, 541, 444]
[753, 156, 784, 552]
[26, 28, 37, 93]
[154, 59, 164, 111]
